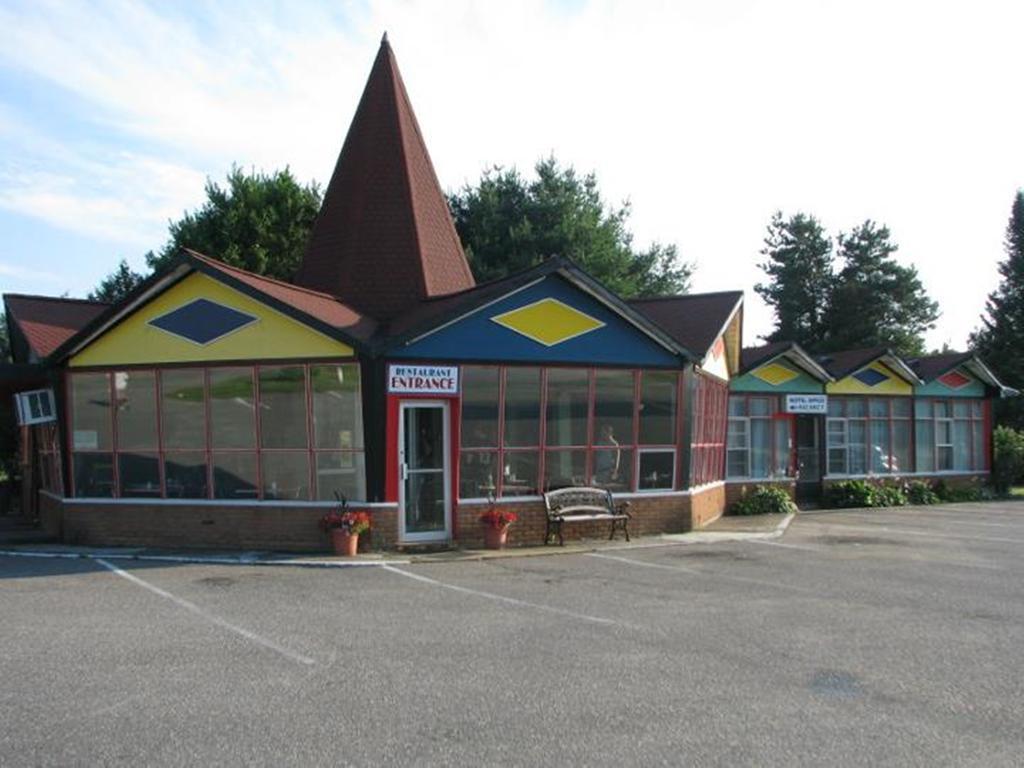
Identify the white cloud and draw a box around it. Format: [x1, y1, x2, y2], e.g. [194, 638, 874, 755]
[0, 0, 1021, 347]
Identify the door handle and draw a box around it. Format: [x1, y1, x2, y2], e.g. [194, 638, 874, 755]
[400, 463, 408, 481]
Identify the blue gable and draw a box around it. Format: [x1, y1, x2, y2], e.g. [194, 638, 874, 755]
[396, 275, 682, 367]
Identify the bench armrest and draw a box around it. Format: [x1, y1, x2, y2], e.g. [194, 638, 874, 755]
[614, 500, 631, 517]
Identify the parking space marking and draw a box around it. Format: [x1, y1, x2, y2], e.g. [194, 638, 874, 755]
[95, 558, 316, 667]
[588, 552, 818, 594]
[381, 565, 627, 628]
[811, 511, 1024, 531]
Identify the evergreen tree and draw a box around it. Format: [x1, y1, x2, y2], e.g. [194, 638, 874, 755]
[146, 166, 322, 281]
[754, 211, 834, 348]
[971, 190, 1024, 427]
[89, 259, 145, 303]
[822, 220, 939, 356]
[0, 314, 9, 363]
[449, 157, 692, 297]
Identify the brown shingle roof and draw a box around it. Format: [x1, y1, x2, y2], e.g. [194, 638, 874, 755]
[815, 347, 890, 379]
[628, 291, 743, 359]
[4, 294, 109, 360]
[295, 35, 474, 321]
[906, 352, 974, 382]
[186, 250, 377, 342]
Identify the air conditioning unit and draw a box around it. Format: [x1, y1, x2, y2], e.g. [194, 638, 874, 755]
[14, 389, 56, 426]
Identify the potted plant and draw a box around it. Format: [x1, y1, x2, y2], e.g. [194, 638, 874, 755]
[479, 504, 518, 550]
[319, 494, 371, 556]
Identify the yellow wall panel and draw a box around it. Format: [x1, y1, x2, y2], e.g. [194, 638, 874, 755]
[826, 361, 912, 396]
[70, 272, 353, 367]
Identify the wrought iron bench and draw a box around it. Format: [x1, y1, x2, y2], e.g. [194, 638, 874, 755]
[542, 487, 631, 546]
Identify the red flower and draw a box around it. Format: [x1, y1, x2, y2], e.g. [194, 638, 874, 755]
[320, 510, 371, 535]
[479, 508, 518, 530]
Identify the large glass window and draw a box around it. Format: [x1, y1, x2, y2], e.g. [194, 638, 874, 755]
[914, 397, 986, 473]
[691, 373, 727, 486]
[458, 366, 681, 497]
[827, 396, 911, 476]
[725, 394, 792, 480]
[70, 363, 365, 501]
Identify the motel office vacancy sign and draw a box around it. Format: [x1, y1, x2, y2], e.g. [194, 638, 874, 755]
[785, 394, 828, 414]
[387, 364, 460, 395]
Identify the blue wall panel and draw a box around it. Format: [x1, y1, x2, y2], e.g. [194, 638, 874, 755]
[397, 276, 682, 367]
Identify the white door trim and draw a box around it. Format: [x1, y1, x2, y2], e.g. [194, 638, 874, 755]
[398, 400, 451, 543]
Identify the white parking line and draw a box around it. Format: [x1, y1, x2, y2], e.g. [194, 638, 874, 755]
[95, 558, 316, 667]
[805, 524, 1024, 546]
[815, 511, 1024, 530]
[588, 552, 817, 594]
[381, 564, 627, 628]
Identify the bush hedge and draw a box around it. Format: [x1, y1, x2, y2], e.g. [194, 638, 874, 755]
[825, 477, 995, 508]
[993, 426, 1024, 494]
[730, 485, 798, 516]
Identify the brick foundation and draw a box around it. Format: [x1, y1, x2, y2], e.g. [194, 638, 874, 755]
[38, 491, 64, 539]
[46, 484, 729, 552]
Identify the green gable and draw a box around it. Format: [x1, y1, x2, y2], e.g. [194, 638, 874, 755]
[731, 359, 826, 394]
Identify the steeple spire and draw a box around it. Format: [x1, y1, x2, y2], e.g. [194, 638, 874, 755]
[295, 35, 475, 321]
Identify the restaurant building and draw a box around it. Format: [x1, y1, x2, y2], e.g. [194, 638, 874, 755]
[2, 38, 1015, 551]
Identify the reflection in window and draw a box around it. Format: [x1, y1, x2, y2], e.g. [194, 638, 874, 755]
[259, 366, 307, 449]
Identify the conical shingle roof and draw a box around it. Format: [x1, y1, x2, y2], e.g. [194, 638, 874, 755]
[295, 35, 475, 320]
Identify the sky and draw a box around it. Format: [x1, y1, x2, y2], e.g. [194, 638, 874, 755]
[0, 0, 1022, 350]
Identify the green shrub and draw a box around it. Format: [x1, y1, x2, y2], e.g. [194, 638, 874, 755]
[993, 426, 1024, 495]
[826, 480, 877, 508]
[874, 483, 908, 507]
[905, 480, 940, 505]
[730, 485, 797, 516]
[934, 479, 994, 503]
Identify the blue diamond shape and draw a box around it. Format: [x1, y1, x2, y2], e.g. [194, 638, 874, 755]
[149, 299, 257, 344]
[852, 368, 888, 387]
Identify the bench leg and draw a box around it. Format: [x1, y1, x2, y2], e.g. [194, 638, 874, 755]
[623, 518, 630, 542]
[544, 518, 552, 546]
[609, 520, 617, 541]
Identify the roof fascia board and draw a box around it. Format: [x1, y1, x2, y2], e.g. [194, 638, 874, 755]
[963, 356, 1017, 396]
[878, 352, 924, 385]
[701, 297, 744, 364]
[746, 345, 834, 382]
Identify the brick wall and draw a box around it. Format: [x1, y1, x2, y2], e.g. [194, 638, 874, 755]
[725, 480, 796, 510]
[690, 483, 726, 528]
[38, 492, 64, 539]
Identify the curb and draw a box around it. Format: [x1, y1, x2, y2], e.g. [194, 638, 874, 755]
[0, 549, 408, 569]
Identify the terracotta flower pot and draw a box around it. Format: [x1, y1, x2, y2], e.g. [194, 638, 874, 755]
[484, 525, 509, 550]
[330, 529, 359, 557]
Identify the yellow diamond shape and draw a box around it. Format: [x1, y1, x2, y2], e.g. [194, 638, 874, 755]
[491, 298, 605, 346]
[753, 362, 799, 386]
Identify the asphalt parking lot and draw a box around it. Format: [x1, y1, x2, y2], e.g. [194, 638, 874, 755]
[2, 503, 1023, 767]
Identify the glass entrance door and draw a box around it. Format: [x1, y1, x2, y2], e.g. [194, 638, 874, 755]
[399, 402, 450, 541]
[795, 415, 821, 501]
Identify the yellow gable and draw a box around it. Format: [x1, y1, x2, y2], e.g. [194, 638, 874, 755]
[826, 361, 912, 396]
[70, 272, 353, 367]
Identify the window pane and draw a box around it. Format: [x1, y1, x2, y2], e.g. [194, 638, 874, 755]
[937, 446, 953, 471]
[828, 448, 847, 475]
[727, 419, 748, 449]
[870, 420, 889, 473]
[73, 453, 114, 497]
[594, 370, 635, 448]
[638, 450, 675, 490]
[749, 397, 771, 417]
[210, 368, 256, 449]
[728, 396, 747, 417]
[544, 449, 586, 489]
[315, 452, 366, 502]
[593, 447, 631, 491]
[311, 364, 364, 451]
[639, 371, 677, 445]
[892, 421, 911, 475]
[916, 421, 934, 472]
[915, 398, 932, 419]
[161, 369, 206, 450]
[459, 451, 498, 498]
[114, 371, 157, 450]
[828, 398, 844, 417]
[504, 368, 541, 447]
[848, 421, 867, 474]
[953, 401, 970, 418]
[459, 366, 499, 448]
[934, 401, 950, 418]
[846, 398, 866, 417]
[118, 453, 161, 497]
[774, 420, 791, 476]
[727, 450, 749, 478]
[164, 452, 208, 499]
[827, 420, 846, 447]
[503, 452, 538, 497]
[971, 400, 983, 418]
[937, 421, 952, 445]
[892, 398, 911, 418]
[972, 421, 985, 470]
[869, 398, 889, 418]
[259, 366, 308, 449]
[953, 420, 971, 471]
[261, 452, 309, 500]
[750, 419, 770, 478]
[213, 451, 258, 499]
[72, 373, 112, 451]
[545, 369, 588, 447]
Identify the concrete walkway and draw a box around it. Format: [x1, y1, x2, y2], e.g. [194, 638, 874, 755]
[0, 512, 794, 568]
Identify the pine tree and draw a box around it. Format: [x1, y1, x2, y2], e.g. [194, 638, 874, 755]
[89, 259, 145, 303]
[822, 220, 939, 356]
[971, 190, 1024, 427]
[754, 212, 833, 349]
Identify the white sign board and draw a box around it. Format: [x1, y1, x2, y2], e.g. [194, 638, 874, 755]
[388, 364, 460, 395]
[14, 389, 56, 426]
[785, 394, 828, 414]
